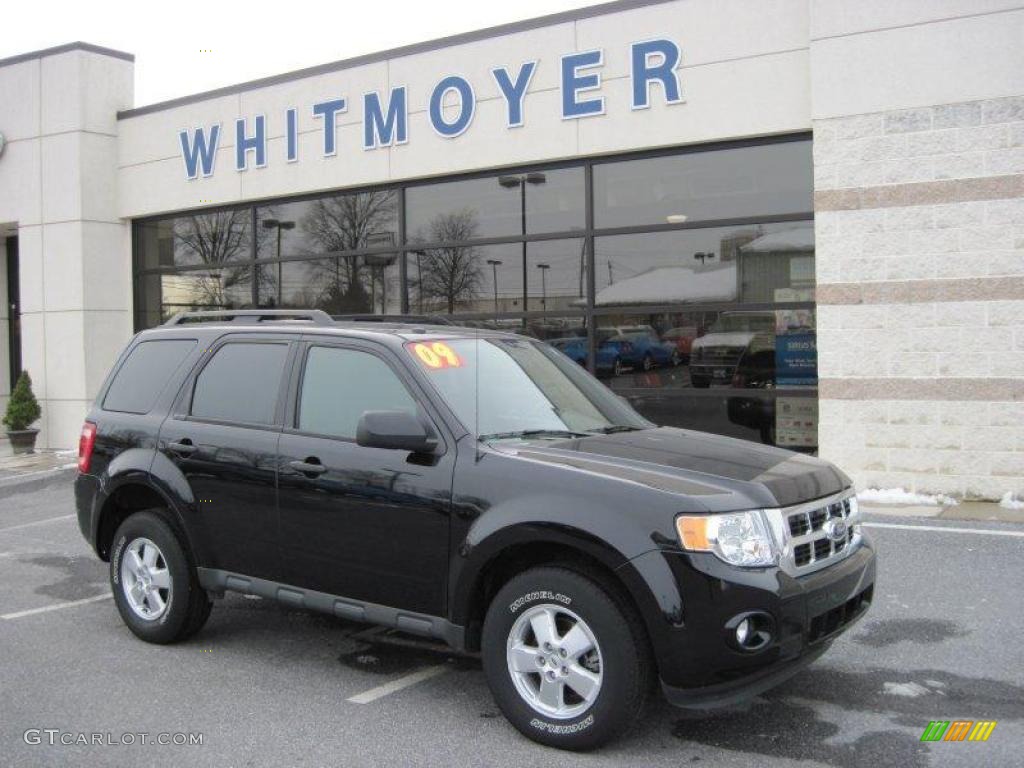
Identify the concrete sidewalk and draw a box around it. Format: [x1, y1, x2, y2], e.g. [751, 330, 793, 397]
[0, 450, 78, 488]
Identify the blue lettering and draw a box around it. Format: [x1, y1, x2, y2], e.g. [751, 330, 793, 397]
[429, 76, 475, 138]
[312, 98, 347, 156]
[286, 108, 298, 162]
[179, 125, 220, 179]
[235, 115, 266, 171]
[363, 87, 408, 149]
[561, 50, 604, 119]
[492, 61, 537, 127]
[631, 39, 682, 109]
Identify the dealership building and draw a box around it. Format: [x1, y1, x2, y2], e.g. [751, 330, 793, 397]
[0, 0, 1021, 499]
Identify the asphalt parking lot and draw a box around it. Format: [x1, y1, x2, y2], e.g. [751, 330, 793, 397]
[2, 475, 1022, 768]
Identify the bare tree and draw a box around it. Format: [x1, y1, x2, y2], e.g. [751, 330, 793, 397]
[172, 210, 254, 310]
[300, 191, 397, 313]
[417, 209, 483, 314]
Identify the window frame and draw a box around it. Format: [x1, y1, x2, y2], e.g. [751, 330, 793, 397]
[176, 334, 298, 431]
[284, 337, 447, 452]
[100, 337, 199, 415]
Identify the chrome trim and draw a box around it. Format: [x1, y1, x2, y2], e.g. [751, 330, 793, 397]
[764, 489, 862, 577]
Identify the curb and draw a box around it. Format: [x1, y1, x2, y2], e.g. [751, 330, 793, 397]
[0, 465, 77, 497]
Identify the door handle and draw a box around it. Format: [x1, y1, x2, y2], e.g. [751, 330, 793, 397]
[289, 459, 327, 477]
[167, 439, 197, 457]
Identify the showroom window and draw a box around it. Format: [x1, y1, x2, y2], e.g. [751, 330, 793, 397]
[133, 135, 816, 450]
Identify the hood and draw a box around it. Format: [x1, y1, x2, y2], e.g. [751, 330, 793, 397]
[491, 427, 848, 510]
[691, 331, 758, 350]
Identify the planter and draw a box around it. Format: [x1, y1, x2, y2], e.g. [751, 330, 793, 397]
[6, 428, 39, 455]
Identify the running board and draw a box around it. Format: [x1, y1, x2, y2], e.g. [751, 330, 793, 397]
[197, 567, 466, 651]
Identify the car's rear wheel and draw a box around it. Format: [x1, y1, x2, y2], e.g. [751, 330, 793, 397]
[110, 510, 212, 644]
[481, 566, 651, 750]
[612, 357, 624, 377]
[642, 353, 654, 371]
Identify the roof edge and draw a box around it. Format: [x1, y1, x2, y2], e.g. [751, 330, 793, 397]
[0, 41, 134, 69]
[117, 0, 674, 120]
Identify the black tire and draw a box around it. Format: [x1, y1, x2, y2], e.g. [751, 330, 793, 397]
[110, 510, 212, 644]
[481, 566, 652, 751]
[690, 374, 710, 388]
[613, 357, 624, 377]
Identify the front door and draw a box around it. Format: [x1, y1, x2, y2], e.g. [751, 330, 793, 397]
[158, 335, 295, 581]
[276, 341, 454, 617]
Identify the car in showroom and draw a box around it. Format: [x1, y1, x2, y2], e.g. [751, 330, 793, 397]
[549, 335, 634, 377]
[74, 310, 874, 751]
[689, 311, 776, 388]
[598, 325, 678, 371]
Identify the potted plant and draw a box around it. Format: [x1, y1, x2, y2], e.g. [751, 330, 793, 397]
[3, 371, 42, 454]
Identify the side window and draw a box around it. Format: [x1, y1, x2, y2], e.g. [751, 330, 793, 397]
[191, 342, 289, 425]
[103, 339, 197, 414]
[298, 346, 418, 439]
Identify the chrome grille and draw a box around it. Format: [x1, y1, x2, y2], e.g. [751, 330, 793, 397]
[766, 490, 862, 576]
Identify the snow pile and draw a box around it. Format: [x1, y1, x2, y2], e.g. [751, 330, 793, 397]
[857, 488, 959, 506]
[739, 227, 815, 253]
[1000, 492, 1024, 510]
[594, 264, 737, 306]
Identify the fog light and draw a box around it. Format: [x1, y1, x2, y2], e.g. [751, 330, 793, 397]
[726, 611, 774, 652]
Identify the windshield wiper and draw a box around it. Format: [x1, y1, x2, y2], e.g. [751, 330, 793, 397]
[588, 425, 645, 434]
[478, 429, 588, 442]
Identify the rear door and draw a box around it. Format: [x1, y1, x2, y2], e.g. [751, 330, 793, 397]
[158, 333, 297, 581]
[276, 338, 455, 616]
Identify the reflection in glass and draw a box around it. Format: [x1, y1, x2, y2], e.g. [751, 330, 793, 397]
[593, 140, 813, 228]
[136, 210, 253, 270]
[135, 268, 254, 325]
[594, 223, 814, 307]
[255, 191, 398, 260]
[405, 167, 584, 241]
[256, 255, 400, 315]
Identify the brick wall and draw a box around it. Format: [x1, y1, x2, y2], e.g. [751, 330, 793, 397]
[813, 96, 1024, 500]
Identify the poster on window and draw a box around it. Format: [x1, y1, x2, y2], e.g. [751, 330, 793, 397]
[775, 397, 818, 448]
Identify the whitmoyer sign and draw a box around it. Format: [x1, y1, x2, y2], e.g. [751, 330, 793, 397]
[178, 38, 684, 179]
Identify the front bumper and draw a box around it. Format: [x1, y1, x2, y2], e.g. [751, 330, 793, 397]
[626, 536, 875, 708]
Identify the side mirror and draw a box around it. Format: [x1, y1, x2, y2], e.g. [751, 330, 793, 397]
[356, 410, 438, 454]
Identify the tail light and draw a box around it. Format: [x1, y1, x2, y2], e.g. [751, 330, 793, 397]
[78, 422, 97, 474]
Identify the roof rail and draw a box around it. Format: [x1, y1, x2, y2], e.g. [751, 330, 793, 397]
[163, 309, 333, 326]
[332, 313, 454, 325]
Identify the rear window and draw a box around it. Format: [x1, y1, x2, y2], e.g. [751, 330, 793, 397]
[103, 339, 197, 414]
[191, 342, 289, 425]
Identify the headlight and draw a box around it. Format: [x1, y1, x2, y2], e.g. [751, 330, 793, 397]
[676, 511, 777, 567]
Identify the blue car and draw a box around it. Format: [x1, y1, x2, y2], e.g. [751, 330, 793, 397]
[549, 337, 633, 377]
[606, 331, 677, 371]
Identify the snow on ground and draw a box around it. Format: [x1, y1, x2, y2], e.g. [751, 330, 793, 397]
[1000, 492, 1024, 510]
[857, 487, 959, 506]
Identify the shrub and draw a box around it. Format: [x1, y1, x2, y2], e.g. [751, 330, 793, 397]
[3, 371, 42, 431]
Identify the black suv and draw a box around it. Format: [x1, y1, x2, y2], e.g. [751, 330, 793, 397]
[75, 310, 875, 750]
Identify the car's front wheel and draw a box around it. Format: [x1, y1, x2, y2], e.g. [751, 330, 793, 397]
[481, 566, 651, 750]
[110, 510, 212, 644]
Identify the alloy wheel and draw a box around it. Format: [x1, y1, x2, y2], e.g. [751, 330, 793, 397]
[120, 537, 172, 621]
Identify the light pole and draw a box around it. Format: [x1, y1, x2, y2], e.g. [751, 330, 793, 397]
[498, 172, 546, 324]
[694, 251, 714, 265]
[262, 218, 295, 306]
[486, 259, 503, 316]
[536, 263, 550, 315]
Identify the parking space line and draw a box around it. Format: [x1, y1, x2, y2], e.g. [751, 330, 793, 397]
[864, 522, 1024, 538]
[347, 664, 450, 704]
[1, 593, 111, 621]
[0, 514, 75, 532]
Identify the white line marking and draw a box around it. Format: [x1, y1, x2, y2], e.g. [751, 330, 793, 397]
[864, 522, 1024, 538]
[347, 664, 450, 704]
[1, 593, 111, 620]
[0, 514, 75, 532]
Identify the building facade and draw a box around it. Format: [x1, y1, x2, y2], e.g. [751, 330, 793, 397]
[0, 0, 1021, 500]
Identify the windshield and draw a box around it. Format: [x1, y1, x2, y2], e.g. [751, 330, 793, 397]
[708, 314, 774, 334]
[406, 337, 650, 440]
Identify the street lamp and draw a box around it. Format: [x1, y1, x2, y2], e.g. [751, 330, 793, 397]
[262, 218, 295, 306]
[498, 172, 546, 324]
[486, 259, 503, 316]
[694, 251, 714, 265]
[410, 249, 426, 312]
[536, 262, 550, 314]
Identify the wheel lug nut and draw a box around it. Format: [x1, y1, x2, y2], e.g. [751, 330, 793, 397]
[561, 667, 568, 675]
[559, 648, 566, 658]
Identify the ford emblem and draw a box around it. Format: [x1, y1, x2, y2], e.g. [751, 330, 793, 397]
[824, 517, 848, 543]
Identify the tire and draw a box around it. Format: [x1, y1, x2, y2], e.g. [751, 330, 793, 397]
[612, 357, 624, 377]
[691, 374, 710, 388]
[110, 510, 212, 644]
[481, 566, 652, 751]
[642, 353, 654, 371]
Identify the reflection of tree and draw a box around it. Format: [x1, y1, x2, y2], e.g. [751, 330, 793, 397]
[416, 209, 483, 314]
[299, 192, 397, 313]
[172, 210, 254, 309]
